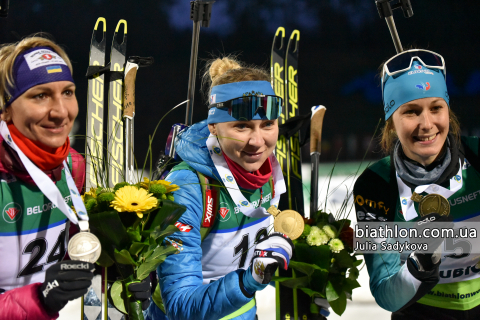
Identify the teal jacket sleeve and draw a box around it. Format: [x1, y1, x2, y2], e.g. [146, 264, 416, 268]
[156, 169, 253, 320]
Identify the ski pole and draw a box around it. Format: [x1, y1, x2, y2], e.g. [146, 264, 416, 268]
[185, 0, 215, 125]
[123, 56, 154, 183]
[309, 105, 326, 217]
[375, 0, 413, 54]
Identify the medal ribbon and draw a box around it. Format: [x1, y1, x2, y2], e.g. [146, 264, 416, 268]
[0, 121, 89, 231]
[396, 160, 463, 221]
[206, 134, 286, 217]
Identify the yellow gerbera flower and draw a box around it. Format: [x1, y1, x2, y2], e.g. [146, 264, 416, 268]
[140, 177, 180, 193]
[111, 186, 158, 218]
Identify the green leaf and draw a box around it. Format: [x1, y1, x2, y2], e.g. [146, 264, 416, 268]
[329, 291, 347, 316]
[151, 224, 179, 243]
[140, 249, 155, 261]
[270, 276, 295, 283]
[326, 281, 339, 301]
[144, 200, 186, 232]
[127, 300, 144, 320]
[289, 261, 328, 277]
[127, 229, 142, 242]
[111, 280, 127, 314]
[294, 243, 332, 270]
[136, 257, 167, 281]
[96, 249, 115, 268]
[129, 242, 148, 257]
[278, 276, 310, 289]
[136, 245, 178, 280]
[333, 249, 354, 269]
[146, 245, 178, 263]
[299, 287, 325, 298]
[152, 284, 166, 314]
[114, 249, 138, 266]
[353, 259, 363, 267]
[89, 211, 131, 253]
[343, 278, 361, 294]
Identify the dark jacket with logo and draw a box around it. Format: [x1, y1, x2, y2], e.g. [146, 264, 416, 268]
[353, 136, 480, 312]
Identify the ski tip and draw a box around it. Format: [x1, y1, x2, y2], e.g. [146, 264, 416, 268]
[290, 30, 300, 41]
[115, 19, 127, 34]
[275, 26, 285, 38]
[94, 17, 106, 32]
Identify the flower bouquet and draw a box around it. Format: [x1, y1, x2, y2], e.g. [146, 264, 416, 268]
[273, 209, 361, 317]
[84, 178, 186, 320]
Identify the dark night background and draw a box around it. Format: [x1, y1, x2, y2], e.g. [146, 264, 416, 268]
[1, 0, 479, 166]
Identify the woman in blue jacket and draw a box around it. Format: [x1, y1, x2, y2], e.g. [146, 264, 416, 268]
[146, 56, 294, 320]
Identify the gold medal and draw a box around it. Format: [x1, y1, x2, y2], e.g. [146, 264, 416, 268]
[267, 206, 304, 240]
[411, 192, 450, 217]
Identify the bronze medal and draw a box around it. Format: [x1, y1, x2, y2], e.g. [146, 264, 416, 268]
[267, 206, 304, 240]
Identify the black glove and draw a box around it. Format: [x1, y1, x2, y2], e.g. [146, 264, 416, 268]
[128, 277, 152, 310]
[39, 260, 95, 314]
[409, 212, 454, 272]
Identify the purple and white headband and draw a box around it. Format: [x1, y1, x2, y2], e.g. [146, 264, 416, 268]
[4, 46, 74, 107]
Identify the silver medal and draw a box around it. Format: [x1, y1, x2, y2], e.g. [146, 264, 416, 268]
[68, 231, 102, 263]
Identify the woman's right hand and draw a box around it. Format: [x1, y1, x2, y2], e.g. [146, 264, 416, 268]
[39, 260, 95, 315]
[242, 232, 294, 293]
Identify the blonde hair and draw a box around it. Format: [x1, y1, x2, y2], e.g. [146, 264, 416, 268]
[0, 35, 73, 111]
[202, 56, 270, 103]
[380, 108, 461, 154]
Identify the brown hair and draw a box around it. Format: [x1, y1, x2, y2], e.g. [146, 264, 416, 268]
[202, 56, 270, 103]
[380, 108, 461, 154]
[0, 35, 73, 111]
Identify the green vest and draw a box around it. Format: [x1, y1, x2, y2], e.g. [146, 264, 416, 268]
[0, 155, 73, 291]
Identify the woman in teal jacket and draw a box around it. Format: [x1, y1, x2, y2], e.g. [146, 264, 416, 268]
[145, 57, 294, 320]
[354, 49, 480, 319]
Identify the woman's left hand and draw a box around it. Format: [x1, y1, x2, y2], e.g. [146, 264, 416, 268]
[128, 277, 152, 310]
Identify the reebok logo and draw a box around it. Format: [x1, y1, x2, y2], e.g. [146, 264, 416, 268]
[60, 263, 90, 270]
[43, 280, 59, 297]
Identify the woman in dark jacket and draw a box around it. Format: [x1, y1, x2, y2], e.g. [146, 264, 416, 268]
[354, 49, 480, 319]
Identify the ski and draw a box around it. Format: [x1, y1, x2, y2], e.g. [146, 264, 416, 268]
[83, 17, 107, 320]
[106, 20, 127, 188]
[285, 30, 311, 320]
[284, 30, 304, 217]
[271, 26, 296, 320]
[85, 17, 106, 191]
[83, 18, 127, 320]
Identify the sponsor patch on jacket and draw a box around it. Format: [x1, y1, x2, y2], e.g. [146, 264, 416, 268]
[202, 189, 217, 227]
[175, 222, 193, 232]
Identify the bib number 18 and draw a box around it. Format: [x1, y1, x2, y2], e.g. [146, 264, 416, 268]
[233, 227, 267, 268]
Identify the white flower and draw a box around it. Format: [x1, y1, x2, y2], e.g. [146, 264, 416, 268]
[322, 225, 337, 239]
[307, 227, 329, 246]
[329, 238, 345, 253]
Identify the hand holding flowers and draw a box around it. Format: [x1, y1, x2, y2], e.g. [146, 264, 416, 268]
[274, 210, 360, 317]
[84, 178, 185, 320]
